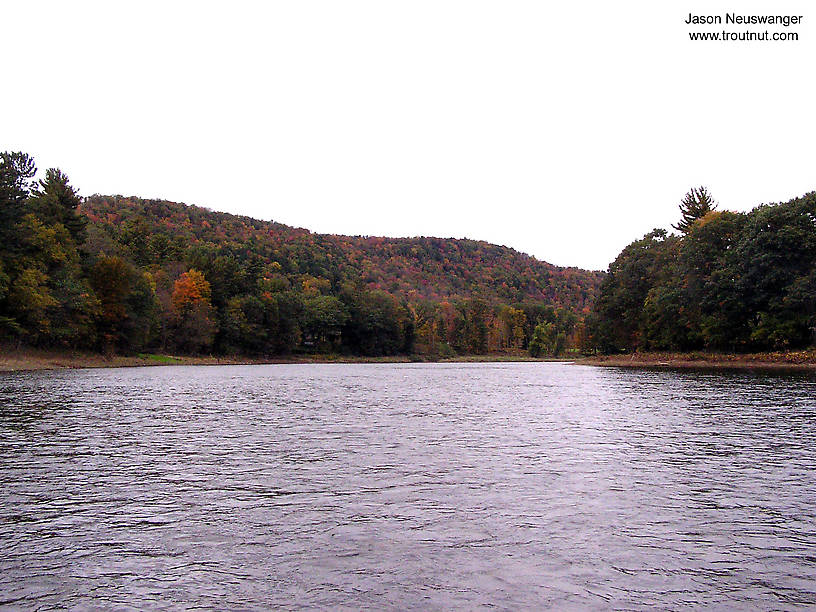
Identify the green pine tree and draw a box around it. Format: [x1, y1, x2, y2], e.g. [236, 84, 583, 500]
[673, 186, 717, 234]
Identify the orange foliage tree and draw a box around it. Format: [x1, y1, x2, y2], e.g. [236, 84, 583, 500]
[170, 269, 216, 353]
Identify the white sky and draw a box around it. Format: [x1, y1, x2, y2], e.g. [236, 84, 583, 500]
[3, 1, 814, 270]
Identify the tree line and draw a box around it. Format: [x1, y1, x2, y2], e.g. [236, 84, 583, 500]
[0, 151, 587, 358]
[587, 187, 816, 353]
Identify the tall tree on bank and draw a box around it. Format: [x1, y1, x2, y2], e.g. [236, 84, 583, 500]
[0, 152, 37, 335]
[0, 154, 98, 344]
[673, 186, 717, 234]
[28, 168, 88, 246]
[0, 152, 36, 243]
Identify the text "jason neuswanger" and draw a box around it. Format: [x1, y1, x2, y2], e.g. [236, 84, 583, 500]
[685, 13, 802, 26]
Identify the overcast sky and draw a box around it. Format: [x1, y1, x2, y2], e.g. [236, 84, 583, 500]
[4, 1, 814, 270]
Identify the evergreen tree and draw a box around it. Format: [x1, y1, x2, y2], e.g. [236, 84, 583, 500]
[28, 168, 88, 245]
[673, 186, 717, 234]
[0, 152, 36, 253]
[0, 152, 37, 335]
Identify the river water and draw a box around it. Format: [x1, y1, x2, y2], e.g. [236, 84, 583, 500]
[1, 362, 815, 610]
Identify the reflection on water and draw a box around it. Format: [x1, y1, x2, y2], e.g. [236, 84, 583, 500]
[1, 363, 815, 609]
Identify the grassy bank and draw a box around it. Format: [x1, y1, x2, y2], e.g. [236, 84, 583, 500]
[0, 346, 560, 372]
[4, 345, 814, 373]
[0, 347, 265, 372]
[580, 349, 816, 370]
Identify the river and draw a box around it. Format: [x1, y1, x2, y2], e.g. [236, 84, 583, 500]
[1, 362, 815, 609]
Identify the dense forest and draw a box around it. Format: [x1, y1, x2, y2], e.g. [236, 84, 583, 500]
[587, 188, 816, 353]
[0, 151, 602, 358]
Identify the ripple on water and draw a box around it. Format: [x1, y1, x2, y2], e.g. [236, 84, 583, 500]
[1, 363, 815, 609]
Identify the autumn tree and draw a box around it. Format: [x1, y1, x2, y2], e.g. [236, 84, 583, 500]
[463, 299, 490, 354]
[170, 269, 217, 353]
[497, 306, 526, 350]
[412, 300, 440, 351]
[90, 255, 158, 351]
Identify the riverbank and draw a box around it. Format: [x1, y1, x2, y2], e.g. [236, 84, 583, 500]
[0, 346, 558, 372]
[7, 346, 814, 373]
[580, 349, 816, 370]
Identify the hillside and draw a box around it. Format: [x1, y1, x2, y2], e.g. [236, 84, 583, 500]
[81, 195, 602, 308]
[0, 150, 603, 358]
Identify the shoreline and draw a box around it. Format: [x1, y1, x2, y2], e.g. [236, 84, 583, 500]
[579, 350, 816, 371]
[0, 347, 566, 373]
[3, 347, 815, 373]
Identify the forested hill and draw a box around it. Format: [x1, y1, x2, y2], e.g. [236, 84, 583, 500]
[0, 150, 604, 358]
[81, 195, 602, 308]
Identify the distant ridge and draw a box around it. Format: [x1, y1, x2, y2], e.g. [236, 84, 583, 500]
[81, 195, 603, 310]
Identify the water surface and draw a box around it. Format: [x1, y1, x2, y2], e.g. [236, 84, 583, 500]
[1, 363, 815, 609]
